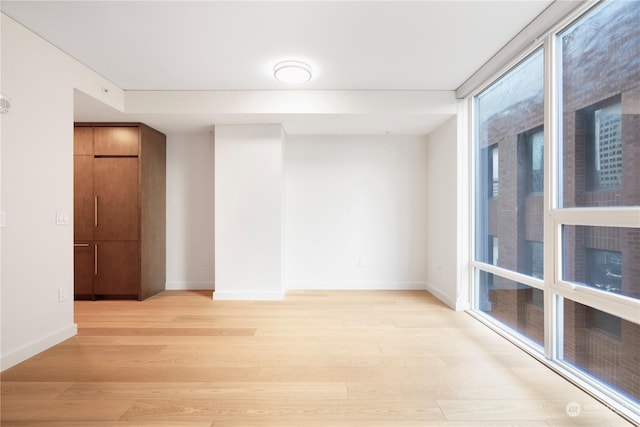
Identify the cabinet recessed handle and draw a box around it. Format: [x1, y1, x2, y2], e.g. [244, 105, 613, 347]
[74, 243, 90, 247]
[94, 196, 99, 227]
[94, 244, 98, 275]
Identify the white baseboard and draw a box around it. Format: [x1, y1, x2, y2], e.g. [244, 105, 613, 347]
[427, 285, 456, 310]
[454, 297, 471, 311]
[1, 323, 77, 371]
[287, 281, 426, 291]
[213, 290, 285, 301]
[425, 284, 460, 310]
[165, 281, 215, 290]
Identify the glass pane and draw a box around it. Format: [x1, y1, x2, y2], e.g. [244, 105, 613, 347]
[592, 103, 623, 189]
[475, 49, 544, 279]
[562, 225, 640, 299]
[478, 271, 544, 346]
[529, 130, 544, 194]
[558, 0, 640, 208]
[562, 299, 640, 403]
[491, 145, 499, 198]
[527, 240, 544, 279]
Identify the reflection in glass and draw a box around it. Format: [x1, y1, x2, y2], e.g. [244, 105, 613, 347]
[562, 299, 639, 403]
[558, 0, 640, 207]
[479, 272, 544, 346]
[562, 225, 639, 299]
[591, 102, 622, 189]
[528, 130, 544, 194]
[474, 49, 544, 279]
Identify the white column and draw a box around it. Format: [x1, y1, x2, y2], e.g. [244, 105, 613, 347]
[214, 124, 284, 300]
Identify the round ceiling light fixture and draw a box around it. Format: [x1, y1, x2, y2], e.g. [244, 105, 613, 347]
[273, 60, 312, 84]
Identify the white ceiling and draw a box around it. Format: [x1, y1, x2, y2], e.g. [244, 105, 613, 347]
[1, 0, 553, 135]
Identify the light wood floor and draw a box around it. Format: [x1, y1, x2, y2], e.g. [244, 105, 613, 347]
[1, 290, 633, 426]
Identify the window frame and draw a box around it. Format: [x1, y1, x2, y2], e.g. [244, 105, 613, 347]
[466, 0, 640, 421]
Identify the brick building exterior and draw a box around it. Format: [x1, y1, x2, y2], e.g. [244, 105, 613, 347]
[478, 0, 639, 402]
[560, 0, 640, 401]
[476, 49, 546, 347]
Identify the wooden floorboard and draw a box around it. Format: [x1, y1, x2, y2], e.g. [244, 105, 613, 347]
[0, 290, 632, 426]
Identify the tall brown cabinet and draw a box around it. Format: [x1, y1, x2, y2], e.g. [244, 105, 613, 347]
[74, 123, 166, 300]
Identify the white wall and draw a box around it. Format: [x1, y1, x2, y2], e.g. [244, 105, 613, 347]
[424, 117, 461, 309]
[166, 132, 215, 290]
[1, 15, 123, 370]
[285, 135, 428, 290]
[0, 12, 464, 373]
[214, 124, 284, 300]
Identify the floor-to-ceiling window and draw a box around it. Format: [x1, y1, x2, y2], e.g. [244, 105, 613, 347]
[474, 48, 546, 348]
[471, 0, 639, 421]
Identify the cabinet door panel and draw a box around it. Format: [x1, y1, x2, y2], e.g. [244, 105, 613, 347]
[94, 157, 139, 241]
[74, 244, 94, 298]
[74, 127, 93, 155]
[74, 156, 94, 241]
[94, 127, 139, 156]
[94, 241, 140, 297]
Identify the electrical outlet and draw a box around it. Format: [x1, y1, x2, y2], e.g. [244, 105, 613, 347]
[58, 287, 67, 302]
[358, 257, 367, 268]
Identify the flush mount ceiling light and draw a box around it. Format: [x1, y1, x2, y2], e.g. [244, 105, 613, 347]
[273, 60, 312, 84]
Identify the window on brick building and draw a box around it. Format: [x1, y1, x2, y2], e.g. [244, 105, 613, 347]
[475, 48, 543, 271]
[526, 240, 543, 280]
[584, 99, 623, 190]
[562, 225, 636, 299]
[479, 274, 544, 346]
[560, 0, 640, 210]
[489, 144, 499, 198]
[490, 235, 499, 266]
[475, 47, 545, 347]
[485, 236, 499, 288]
[586, 248, 622, 295]
[586, 306, 622, 340]
[525, 241, 543, 307]
[522, 128, 544, 194]
[562, 301, 635, 399]
[528, 287, 543, 308]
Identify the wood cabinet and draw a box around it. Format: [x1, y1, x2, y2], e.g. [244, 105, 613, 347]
[73, 155, 93, 241]
[93, 157, 139, 241]
[73, 243, 94, 297]
[73, 123, 166, 300]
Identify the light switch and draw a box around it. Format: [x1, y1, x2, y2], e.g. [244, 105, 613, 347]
[56, 211, 70, 225]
